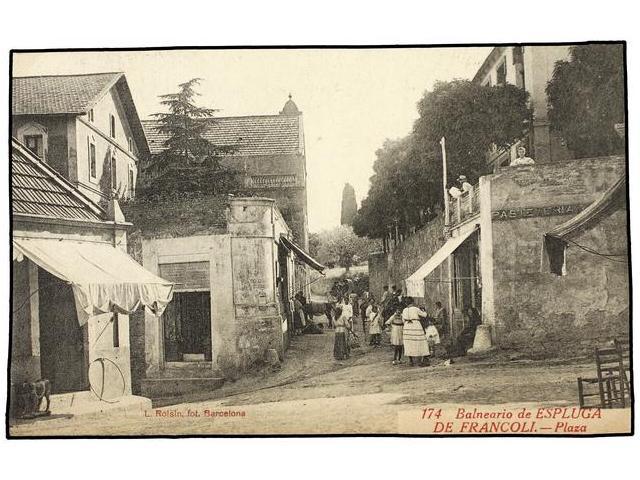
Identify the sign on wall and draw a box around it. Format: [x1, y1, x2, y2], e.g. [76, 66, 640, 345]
[158, 261, 210, 291]
[492, 203, 590, 221]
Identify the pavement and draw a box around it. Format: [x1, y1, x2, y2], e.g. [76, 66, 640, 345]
[9, 315, 604, 436]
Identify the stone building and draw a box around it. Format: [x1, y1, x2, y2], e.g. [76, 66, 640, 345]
[370, 156, 629, 357]
[129, 197, 323, 398]
[142, 95, 309, 248]
[11, 72, 149, 205]
[473, 45, 573, 167]
[10, 138, 172, 416]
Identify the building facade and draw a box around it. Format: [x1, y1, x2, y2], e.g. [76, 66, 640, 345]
[473, 45, 573, 167]
[142, 96, 309, 249]
[371, 156, 629, 357]
[12, 72, 149, 206]
[130, 197, 322, 398]
[10, 138, 171, 416]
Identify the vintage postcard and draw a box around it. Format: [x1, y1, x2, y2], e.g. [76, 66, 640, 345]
[7, 44, 632, 437]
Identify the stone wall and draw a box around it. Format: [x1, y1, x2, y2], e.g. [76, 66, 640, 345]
[489, 157, 629, 357]
[368, 214, 450, 310]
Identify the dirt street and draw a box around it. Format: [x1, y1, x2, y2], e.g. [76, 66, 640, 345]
[9, 317, 596, 436]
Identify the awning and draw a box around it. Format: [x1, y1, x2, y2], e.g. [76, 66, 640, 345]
[546, 176, 626, 241]
[544, 176, 626, 275]
[405, 223, 478, 297]
[280, 235, 326, 273]
[13, 237, 174, 325]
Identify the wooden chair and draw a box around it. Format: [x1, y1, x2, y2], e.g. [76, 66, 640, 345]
[578, 343, 629, 408]
[595, 346, 627, 408]
[577, 376, 602, 408]
[614, 337, 631, 403]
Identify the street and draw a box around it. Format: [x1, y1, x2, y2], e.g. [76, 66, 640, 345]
[10, 316, 596, 436]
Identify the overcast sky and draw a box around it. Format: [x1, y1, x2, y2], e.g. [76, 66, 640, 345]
[13, 48, 491, 232]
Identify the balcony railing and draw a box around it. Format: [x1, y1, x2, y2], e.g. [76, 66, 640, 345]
[245, 174, 298, 189]
[448, 185, 480, 225]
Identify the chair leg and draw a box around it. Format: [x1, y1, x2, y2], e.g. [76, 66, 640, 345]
[578, 378, 585, 408]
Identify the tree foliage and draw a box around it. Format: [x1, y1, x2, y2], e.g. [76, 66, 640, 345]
[313, 225, 379, 271]
[353, 79, 531, 240]
[137, 78, 240, 198]
[546, 44, 625, 158]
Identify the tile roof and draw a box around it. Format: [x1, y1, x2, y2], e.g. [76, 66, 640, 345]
[12, 72, 123, 115]
[11, 138, 106, 222]
[142, 114, 303, 157]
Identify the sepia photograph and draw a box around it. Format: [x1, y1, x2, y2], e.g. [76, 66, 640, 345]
[6, 43, 632, 437]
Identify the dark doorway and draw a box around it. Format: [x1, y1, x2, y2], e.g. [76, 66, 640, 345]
[452, 231, 482, 335]
[38, 268, 88, 393]
[163, 292, 212, 362]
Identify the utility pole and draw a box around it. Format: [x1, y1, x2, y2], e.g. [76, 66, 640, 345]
[440, 137, 449, 226]
[440, 136, 455, 336]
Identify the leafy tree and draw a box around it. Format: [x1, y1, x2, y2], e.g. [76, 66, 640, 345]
[314, 225, 379, 272]
[308, 231, 321, 259]
[340, 183, 358, 225]
[137, 78, 239, 198]
[412, 79, 531, 185]
[354, 79, 531, 241]
[546, 44, 625, 158]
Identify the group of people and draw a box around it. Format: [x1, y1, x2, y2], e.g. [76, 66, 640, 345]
[332, 284, 450, 367]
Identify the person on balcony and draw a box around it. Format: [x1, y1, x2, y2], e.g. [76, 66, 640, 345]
[510, 146, 535, 166]
[458, 175, 473, 193]
[448, 183, 463, 199]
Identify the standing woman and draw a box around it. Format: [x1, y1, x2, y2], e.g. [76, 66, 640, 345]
[333, 306, 349, 360]
[385, 307, 405, 364]
[293, 296, 304, 335]
[402, 297, 430, 366]
[368, 304, 382, 346]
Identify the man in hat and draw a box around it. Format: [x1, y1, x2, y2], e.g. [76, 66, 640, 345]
[458, 175, 473, 193]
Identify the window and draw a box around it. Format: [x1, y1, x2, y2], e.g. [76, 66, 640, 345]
[496, 58, 507, 86]
[128, 167, 135, 198]
[110, 153, 117, 191]
[128, 137, 133, 152]
[88, 137, 97, 180]
[88, 109, 94, 122]
[24, 135, 43, 158]
[109, 114, 116, 138]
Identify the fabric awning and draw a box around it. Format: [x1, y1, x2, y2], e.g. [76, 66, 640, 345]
[544, 176, 626, 275]
[405, 223, 479, 297]
[280, 235, 326, 273]
[13, 237, 174, 325]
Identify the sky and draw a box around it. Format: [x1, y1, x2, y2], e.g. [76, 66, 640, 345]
[12, 48, 491, 232]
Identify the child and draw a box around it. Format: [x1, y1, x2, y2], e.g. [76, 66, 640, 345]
[385, 308, 404, 364]
[368, 304, 382, 346]
[424, 319, 441, 359]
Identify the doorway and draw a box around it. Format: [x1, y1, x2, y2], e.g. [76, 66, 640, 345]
[162, 291, 212, 362]
[452, 231, 482, 335]
[38, 268, 88, 393]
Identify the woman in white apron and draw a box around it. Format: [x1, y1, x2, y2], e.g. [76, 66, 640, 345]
[402, 297, 430, 366]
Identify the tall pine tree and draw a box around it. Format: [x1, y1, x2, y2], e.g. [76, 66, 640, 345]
[340, 183, 357, 226]
[138, 78, 238, 198]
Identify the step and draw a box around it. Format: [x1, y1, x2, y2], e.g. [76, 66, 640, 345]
[141, 377, 225, 399]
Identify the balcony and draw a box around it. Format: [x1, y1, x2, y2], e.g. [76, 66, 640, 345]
[245, 174, 298, 189]
[448, 185, 480, 226]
